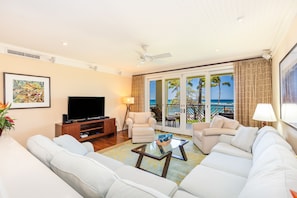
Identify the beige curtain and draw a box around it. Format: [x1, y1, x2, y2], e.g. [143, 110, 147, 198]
[234, 58, 272, 127]
[131, 75, 145, 112]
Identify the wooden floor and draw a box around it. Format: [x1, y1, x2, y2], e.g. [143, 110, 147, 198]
[90, 130, 130, 151]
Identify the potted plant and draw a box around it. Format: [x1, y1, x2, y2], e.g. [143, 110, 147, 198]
[0, 102, 15, 136]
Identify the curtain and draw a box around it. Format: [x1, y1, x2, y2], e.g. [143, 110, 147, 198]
[131, 75, 145, 112]
[234, 58, 272, 127]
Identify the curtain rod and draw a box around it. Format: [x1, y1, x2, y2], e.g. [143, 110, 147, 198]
[133, 56, 262, 76]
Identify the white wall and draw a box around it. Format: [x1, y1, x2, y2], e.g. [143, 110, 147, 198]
[272, 14, 297, 153]
[0, 54, 131, 146]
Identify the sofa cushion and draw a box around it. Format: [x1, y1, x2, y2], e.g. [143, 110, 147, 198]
[86, 152, 124, 171]
[53, 134, 88, 155]
[106, 179, 169, 198]
[134, 113, 150, 124]
[212, 142, 252, 159]
[115, 165, 178, 197]
[27, 135, 64, 167]
[252, 127, 292, 162]
[231, 126, 258, 153]
[222, 118, 239, 129]
[210, 116, 224, 128]
[50, 150, 118, 198]
[201, 151, 252, 178]
[179, 165, 247, 198]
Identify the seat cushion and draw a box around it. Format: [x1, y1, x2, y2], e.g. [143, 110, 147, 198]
[115, 165, 178, 197]
[179, 165, 247, 198]
[212, 142, 252, 159]
[106, 179, 170, 198]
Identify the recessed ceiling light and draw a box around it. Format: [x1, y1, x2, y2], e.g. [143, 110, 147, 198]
[62, 42, 68, 46]
[237, 16, 244, 23]
[215, 49, 220, 52]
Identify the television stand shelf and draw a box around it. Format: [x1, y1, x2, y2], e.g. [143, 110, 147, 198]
[55, 118, 116, 142]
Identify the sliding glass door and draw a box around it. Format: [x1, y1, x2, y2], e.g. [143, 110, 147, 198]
[146, 66, 234, 135]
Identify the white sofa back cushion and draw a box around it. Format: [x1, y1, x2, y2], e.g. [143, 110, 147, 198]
[252, 127, 292, 162]
[53, 134, 88, 155]
[106, 179, 169, 198]
[27, 135, 65, 167]
[239, 145, 297, 198]
[231, 126, 258, 153]
[50, 150, 118, 198]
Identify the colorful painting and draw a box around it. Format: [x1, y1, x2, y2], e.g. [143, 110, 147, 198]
[280, 43, 297, 129]
[4, 73, 50, 109]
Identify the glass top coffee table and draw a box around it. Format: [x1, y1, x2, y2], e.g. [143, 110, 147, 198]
[131, 137, 189, 178]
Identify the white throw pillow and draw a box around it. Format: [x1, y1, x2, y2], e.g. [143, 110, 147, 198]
[50, 150, 118, 198]
[231, 126, 258, 153]
[53, 134, 88, 155]
[210, 116, 224, 128]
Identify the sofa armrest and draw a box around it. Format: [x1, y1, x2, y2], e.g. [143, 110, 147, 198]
[192, 122, 210, 130]
[202, 128, 237, 136]
[219, 134, 234, 144]
[148, 117, 157, 127]
[82, 142, 94, 153]
[126, 118, 133, 126]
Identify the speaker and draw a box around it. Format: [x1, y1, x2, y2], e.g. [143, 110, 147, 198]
[62, 114, 68, 124]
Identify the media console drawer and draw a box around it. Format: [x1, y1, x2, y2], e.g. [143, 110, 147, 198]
[55, 118, 116, 142]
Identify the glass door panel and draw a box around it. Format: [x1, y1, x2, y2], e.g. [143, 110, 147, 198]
[149, 80, 163, 127]
[210, 73, 234, 119]
[186, 75, 206, 129]
[165, 78, 180, 129]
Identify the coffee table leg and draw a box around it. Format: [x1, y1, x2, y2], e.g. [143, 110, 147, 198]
[179, 145, 188, 161]
[161, 152, 172, 178]
[135, 153, 144, 168]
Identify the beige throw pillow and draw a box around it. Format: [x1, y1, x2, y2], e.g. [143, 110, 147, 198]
[223, 119, 239, 129]
[231, 126, 258, 153]
[210, 116, 224, 128]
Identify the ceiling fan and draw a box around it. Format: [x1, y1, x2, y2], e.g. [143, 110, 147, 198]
[139, 44, 172, 64]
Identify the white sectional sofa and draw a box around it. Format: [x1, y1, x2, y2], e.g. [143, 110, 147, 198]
[27, 134, 178, 198]
[25, 126, 297, 198]
[175, 126, 297, 198]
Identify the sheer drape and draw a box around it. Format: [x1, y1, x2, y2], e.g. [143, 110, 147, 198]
[131, 75, 145, 112]
[234, 58, 272, 127]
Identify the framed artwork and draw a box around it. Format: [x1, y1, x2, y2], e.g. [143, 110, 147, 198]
[4, 72, 51, 109]
[280, 43, 297, 129]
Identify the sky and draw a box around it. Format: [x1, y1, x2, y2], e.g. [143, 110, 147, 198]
[150, 75, 234, 100]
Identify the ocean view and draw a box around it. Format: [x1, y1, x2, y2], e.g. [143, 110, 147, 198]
[150, 99, 234, 106]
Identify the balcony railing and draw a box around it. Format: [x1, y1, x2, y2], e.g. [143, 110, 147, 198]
[166, 104, 234, 123]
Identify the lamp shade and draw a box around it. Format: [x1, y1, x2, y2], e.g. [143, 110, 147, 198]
[122, 97, 134, 105]
[252, 103, 277, 122]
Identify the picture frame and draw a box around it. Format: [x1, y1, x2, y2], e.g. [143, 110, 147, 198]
[4, 72, 51, 109]
[279, 43, 297, 129]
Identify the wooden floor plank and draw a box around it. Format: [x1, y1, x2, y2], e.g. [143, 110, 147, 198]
[90, 130, 129, 151]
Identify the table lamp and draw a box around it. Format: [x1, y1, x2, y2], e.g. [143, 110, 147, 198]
[252, 103, 277, 127]
[122, 96, 134, 129]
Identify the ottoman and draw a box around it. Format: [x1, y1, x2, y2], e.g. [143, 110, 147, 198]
[132, 127, 155, 143]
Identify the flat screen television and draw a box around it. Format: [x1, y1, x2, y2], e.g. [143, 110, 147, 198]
[68, 96, 105, 121]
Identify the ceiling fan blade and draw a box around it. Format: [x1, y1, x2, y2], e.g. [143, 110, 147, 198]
[151, 53, 172, 59]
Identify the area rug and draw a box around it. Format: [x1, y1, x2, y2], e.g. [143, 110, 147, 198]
[98, 133, 206, 184]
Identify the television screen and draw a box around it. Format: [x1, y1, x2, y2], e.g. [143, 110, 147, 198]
[68, 96, 105, 121]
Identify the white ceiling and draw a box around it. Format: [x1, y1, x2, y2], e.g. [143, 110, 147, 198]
[0, 0, 297, 75]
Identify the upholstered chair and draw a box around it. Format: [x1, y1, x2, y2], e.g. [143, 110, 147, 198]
[126, 112, 157, 143]
[192, 115, 240, 154]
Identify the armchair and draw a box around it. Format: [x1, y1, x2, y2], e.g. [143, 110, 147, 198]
[126, 112, 157, 143]
[192, 115, 240, 154]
